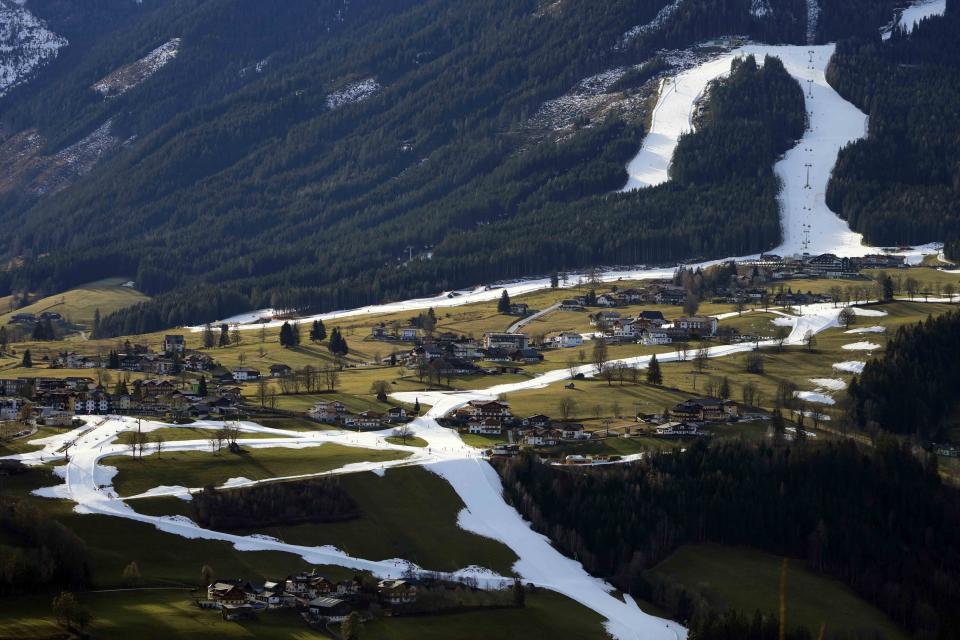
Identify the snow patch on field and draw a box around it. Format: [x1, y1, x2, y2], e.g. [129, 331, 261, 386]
[809, 378, 846, 390]
[795, 390, 835, 405]
[326, 78, 379, 110]
[845, 325, 885, 334]
[92, 38, 180, 98]
[771, 316, 795, 327]
[842, 341, 881, 351]
[833, 361, 866, 373]
[852, 307, 887, 317]
[0, 0, 67, 97]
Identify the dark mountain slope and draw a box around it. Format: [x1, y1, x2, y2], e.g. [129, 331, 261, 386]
[0, 0, 928, 330]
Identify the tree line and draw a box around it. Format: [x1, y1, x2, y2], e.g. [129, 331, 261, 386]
[495, 438, 960, 639]
[847, 310, 960, 441]
[827, 5, 960, 256]
[191, 478, 359, 531]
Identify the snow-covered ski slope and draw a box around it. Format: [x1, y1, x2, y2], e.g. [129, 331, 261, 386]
[883, 0, 947, 38]
[622, 44, 867, 256]
[621, 0, 947, 258]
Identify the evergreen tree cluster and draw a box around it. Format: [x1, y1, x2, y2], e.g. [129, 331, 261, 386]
[496, 439, 960, 638]
[279, 321, 301, 348]
[0, 499, 92, 596]
[328, 328, 349, 356]
[847, 310, 960, 440]
[30, 319, 57, 341]
[191, 478, 359, 531]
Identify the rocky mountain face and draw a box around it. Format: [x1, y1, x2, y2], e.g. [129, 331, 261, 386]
[0, 0, 67, 98]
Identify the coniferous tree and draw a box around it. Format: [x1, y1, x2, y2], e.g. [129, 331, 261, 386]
[310, 319, 327, 342]
[198, 376, 208, 397]
[646, 354, 662, 385]
[498, 289, 511, 313]
[21, 349, 32, 368]
[328, 328, 349, 356]
[279, 322, 294, 348]
[202, 324, 216, 349]
[218, 323, 230, 347]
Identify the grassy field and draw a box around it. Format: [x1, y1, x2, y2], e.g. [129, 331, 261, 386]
[506, 375, 691, 424]
[385, 435, 428, 447]
[0, 588, 341, 639]
[104, 444, 411, 496]
[460, 433, 509, 448]
[115, 427, 280, 445]
[0, 587, 608, 640]
[357, 590, 607, 639]
[650, 544, 907, 640]
[0, 277, 150, 329]
[234, 467, 518, 575]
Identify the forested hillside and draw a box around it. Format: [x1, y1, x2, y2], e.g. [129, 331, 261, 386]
[847, 310, 960, 440]
[497, 440, 960, 639]
[827, 0, 960, 257]
[0, 0, 938, 331]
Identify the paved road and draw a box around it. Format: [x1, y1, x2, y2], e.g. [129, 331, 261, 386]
[507, 302, 561, 333]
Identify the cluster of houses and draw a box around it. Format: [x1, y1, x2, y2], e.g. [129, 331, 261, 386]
[642, 397, 741, 438]
[49, 336, 283, 385]
[308, 400, 409, 430]
[204, 570, 417, 623]
[444, 400, 591, 447]
[584, 310, 720, 344]
[740, 252, 905, 280]
[0, 375, 243, 424]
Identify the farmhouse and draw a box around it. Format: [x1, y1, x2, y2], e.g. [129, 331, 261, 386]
[640, 330, 671, 346]
[551, 332, 583, 348]
[308, 597, 353, 622]
[467, 418, 503, 436]
[670, 398, 738, 422]
[378, 579, 418, 605]
[465, 400, 512, 419]
[207, 580, 253, 607]
[162, 334, 186, 354]
[675, 316, 718, 337]
[231, 367, 261, 382]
